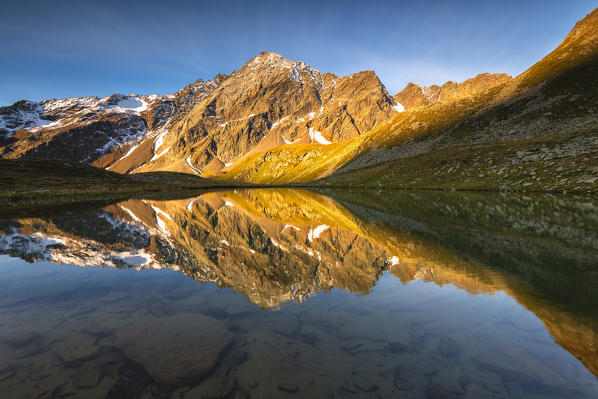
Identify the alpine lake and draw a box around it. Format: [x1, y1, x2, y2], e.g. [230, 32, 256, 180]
[0, 188, 597, 399]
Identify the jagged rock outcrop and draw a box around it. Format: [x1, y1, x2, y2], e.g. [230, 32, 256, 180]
[394, 73, 512, 110]
[0, 94, 158, 162]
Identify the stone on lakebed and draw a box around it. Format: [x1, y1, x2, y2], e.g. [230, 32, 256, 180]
[112, 313, 234, 387]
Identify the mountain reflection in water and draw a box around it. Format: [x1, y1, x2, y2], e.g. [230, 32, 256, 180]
[0, 189, 597, 398]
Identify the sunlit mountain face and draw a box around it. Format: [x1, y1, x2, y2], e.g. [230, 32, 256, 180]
[1, 189, 597, 398]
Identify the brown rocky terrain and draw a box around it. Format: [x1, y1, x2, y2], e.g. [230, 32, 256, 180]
[109, 52, 400, 175]
[2, 8, 597, 191]
[330, 8, 598, 180]
[217, 8, 598, 188]
[0, 52, 401, 176]
[394, 73, 512, 110]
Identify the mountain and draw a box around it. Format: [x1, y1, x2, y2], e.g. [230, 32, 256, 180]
[0, 52, 401, 175]
[216, 8, 598, 190]
[316, 8, 598, 190]
[0, 94, 158, 162]
[394, 73, 512, 110]
[0, 78, 223, 164]
[2, 8, 597, 192]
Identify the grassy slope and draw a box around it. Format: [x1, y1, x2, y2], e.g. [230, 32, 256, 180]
[214, 9, 598, 191]
[316, 39, 598, 192]
[0, 159, 245, 210]
[315, 129, 598, 192]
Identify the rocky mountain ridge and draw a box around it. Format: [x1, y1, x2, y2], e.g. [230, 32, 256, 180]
[104, 52, 403, 175]
[2, 7, 597, 191]
[216, 8, 598, 189]
[394, 73, 512, 110]
[0, 52, 402, 175]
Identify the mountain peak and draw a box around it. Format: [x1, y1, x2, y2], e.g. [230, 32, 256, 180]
[256, 51, 285, 59]
[563, 8, 598, 45]
[245, 51, 293, 69]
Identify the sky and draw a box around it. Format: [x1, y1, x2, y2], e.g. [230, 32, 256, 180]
[0, 0, 596, 106]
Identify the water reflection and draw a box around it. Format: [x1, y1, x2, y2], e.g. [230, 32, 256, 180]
[0, 189, 596, 398]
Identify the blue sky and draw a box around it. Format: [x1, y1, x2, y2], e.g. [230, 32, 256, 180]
[0, 0, 595, 106]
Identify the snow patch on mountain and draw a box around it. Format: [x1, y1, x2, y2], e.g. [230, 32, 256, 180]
[290, 64, 302, 84]
[110, 140, 142, 166]
[288, 61, 323, 89]
[99, 122, 147, 156]
[113, 251, 152, 267]
[107, 97, 149, 114]
[155, 215, 169, 234]
[281, 134, 301, 145]
[0, 94, 159, 144]
[392, 103, 405, 112]
[270, 238, 288, 252]
[185, 157, 204, 174]
[281, 224, 301, 233]
[119, 205, 144, 224]
[0, 103, 61, 136]
[150, 146, 171, 162]
[151, 205, 173, 221]
[186, 198, 200, 212]
[270, 116, 288, 130]
[308, 225, 329, 241]
[308, 128, 332, 145]
[0, 228, 159, 270]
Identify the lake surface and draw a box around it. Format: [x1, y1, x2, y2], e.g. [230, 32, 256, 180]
[0, 189, 597, 398]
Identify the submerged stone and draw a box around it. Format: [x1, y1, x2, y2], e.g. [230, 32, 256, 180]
[438, 336, 460, 357]
[106, 361, 150, 399]
[480, 371, 503, 393]
[414, 357, 437, 376]
[267, 314, 300, 338]
[4, 331, 40, 348]
[354, 375, 378, 392]
[426, 382, 459, 399]
[474, 360, 542, 388]
[388, 340, 409, 354]
[0, 367, 14, 382]
[54, 333, 100, 362]
[73, 363, 102, 389]
[112, 313, 233, 387]
[393, 367, 415, 391]
[278, 383, 299, 393]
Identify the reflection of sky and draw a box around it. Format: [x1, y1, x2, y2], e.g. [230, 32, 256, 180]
[303, 272, 595, 382]
[1, 250, 597, 390]
[1, 0, 596, 105]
